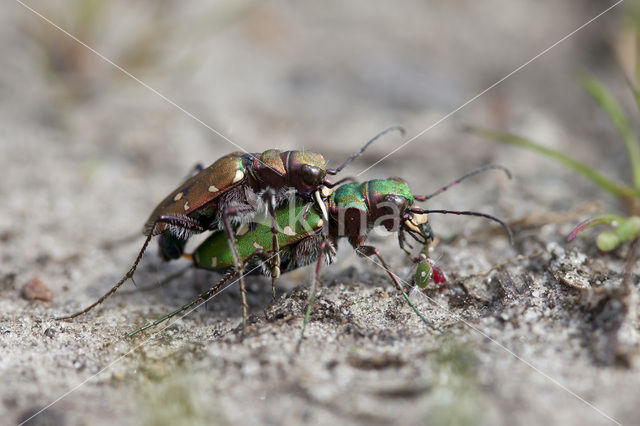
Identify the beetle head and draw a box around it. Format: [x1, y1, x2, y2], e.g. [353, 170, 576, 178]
[374, 193, 411, 231]
[362, 178, 415, 232]
[289, 151, 328, 197]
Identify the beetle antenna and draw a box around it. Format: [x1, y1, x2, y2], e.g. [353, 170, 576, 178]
[411, 208, 514, 245]
[323, 176, 356, 188]
[414, 165, 511, 201]
[327, 125, 405, 175]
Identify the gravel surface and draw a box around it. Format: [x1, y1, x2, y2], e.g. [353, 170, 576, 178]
[1, 1, 638, 425]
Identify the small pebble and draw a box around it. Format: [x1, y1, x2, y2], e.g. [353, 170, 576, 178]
[21, 277, 54, 301]
[112, 371, 125, 381]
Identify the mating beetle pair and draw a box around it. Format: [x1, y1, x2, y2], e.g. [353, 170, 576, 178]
[126, 168, 512, 337]
[57, 127, 404, 323]
[57, 127, 512, 337]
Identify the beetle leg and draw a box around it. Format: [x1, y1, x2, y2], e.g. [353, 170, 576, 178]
[264, 188, 281, 300]
[302, 202, 312, 220]
[117, 264, 192, 295]
[127, 268, 236, 337]
[183, 163, 205, 181]
[221, 207, 249, 329]
[398, 229, 413, 257]
[356, 245, 437, 331]
[56, 215, 206, 321]
[322, 176, 355, 188]
[297, 238, 328, 352]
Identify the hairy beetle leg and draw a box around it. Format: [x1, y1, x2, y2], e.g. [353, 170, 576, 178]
[220, 206, 253, 329]
[297, 239, 330, 352]
[356, 245, 438, 331]
[127, 269, 236, 337]
[56, 215, 205, 321]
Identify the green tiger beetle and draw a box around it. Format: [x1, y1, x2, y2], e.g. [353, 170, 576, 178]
[128, 166, 512, 339]
[56, 126, 404, 323]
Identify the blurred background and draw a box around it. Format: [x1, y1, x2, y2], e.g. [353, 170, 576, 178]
[2, 1, 639, 425]
[1, 0, 632, 244]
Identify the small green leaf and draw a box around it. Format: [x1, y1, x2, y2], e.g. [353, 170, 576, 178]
[614, 216, 640, 242]
[596, 231, 621, 252]
[471, 128, 640, 200]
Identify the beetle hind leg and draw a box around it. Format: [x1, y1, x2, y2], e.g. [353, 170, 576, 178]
[56, 215, 206, 321]
[297, 238, 331, 352]
[127, 269, 236, 337]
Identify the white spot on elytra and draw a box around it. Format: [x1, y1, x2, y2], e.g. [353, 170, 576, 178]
[283, 226, 296, 236]
[173, 192, 183, 201]
[253, 241, 263, 249]
[317, 219, 323, 227]
[210, 257, 217, 267]
[183, 201, 190, 211]
[208, 185, 219, 193]
[232, 169, 244, 183]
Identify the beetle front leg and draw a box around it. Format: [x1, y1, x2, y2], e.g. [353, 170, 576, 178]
[127, 268, 236, 337]
[56, 215, 206, 321]
[356, 245, 437, 331]
[398, 229, 413, 257]
[183, 163, 205, 181]
[297, 238, 328, 352]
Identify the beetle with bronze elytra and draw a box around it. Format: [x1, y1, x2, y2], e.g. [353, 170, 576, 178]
[124, 166, 513, 339]
[56, 126, 404, 323]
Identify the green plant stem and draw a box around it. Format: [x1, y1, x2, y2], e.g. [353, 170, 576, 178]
[580, 75, 640, 190]
[471, 128, 640, 199]
[567, 214, 624, 241]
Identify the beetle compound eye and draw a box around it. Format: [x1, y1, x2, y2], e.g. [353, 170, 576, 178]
[382, 194, 408, 212]
[301, 164, 324, 187]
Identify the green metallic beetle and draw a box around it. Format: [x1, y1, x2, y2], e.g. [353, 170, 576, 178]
[128, 201, 330, 336]
[56, 127, 404, 323]
[128, 166, 512, 336]
[192, 202, 329, 275]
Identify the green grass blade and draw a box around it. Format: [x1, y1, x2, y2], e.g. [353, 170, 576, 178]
[630, 83, 640, 112]
[622, 70, 640, 116]
[580, 74, 640, 189]
[470, 128, 640, 199]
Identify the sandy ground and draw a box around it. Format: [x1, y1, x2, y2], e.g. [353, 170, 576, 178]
[1, 1, 639, 425]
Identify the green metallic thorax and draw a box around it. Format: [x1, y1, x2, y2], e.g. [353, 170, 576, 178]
[330, 179, 414, 211]
[366, 179, 414, 204]
[331, 182, 367, 210]
[194, 203, 323, 270]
